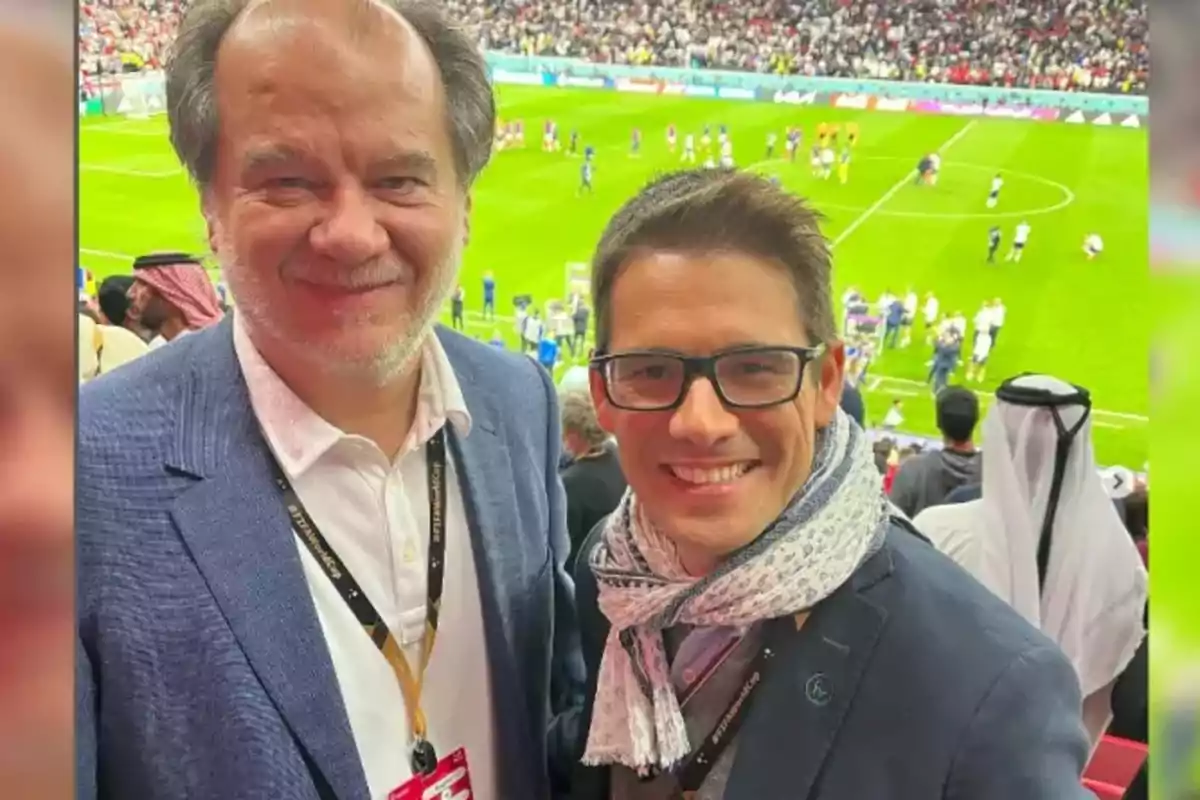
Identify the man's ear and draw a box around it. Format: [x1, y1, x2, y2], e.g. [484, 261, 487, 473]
[462, 195, 472, 248]
[813, 340, 846, 428]
[201, 189, 219, 255]
[589, 367, 615, 433]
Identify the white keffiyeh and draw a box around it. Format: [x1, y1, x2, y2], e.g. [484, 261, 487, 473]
[581, 409, 890, 772]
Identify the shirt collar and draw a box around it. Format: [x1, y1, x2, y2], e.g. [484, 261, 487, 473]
[233, 314, 471, 477]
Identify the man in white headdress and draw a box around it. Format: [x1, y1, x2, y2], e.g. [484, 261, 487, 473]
[912, 374, 1148, 752]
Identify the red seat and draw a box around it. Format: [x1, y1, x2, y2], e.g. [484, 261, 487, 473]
[1083, 735, 1148, 796]
[1083, 777, 1125, 799]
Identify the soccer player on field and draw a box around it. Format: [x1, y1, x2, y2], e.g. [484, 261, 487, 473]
[719, 137, 734, 168]
[837, 147, 851, 184]
[810, 144, 822, 177]
[1006, 220, 1031, 262]
[987, 225, 1002, 263]
[986, 173, 1003, 208]
[848, 121, 859, 147]
[820, 145, 835, 180]
[568, 129, 579, 156]
[578, 148, 595, 195]
[766, 130, 777, 159]
[966, 327, 993, 383]
[681, 133, 696, 164]
[630, 127, 641, 157]
[915, 154, 933, 185]
[666, 123, 677, 152]
[700, 125, 712, 152]
[1083, 233, 1104, 260]
[513, 119, 525, 146]
[817, 122, 828, 148]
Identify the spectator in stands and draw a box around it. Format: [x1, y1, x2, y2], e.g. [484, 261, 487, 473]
[912, 375, 1147, 752]
[0, 13, 74, 798]
[96, 274, 140, 330]
[82, 0, 1148, 95]
[78, 312, 150, 382]
[838, 379, 865, 426]
[560, 391, 626, 570]
[128, 252, 224, 347]
[889, 385, 981, 517]
[77, 2, 583, 799]
[571, 169, 1093, 799]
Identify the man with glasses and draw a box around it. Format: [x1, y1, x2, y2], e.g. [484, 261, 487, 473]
[568, 169, 1094, 799]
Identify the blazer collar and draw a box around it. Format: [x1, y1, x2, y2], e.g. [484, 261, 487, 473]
[725, 539, 896, 800]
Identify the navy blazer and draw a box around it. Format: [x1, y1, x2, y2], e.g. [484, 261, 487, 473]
[569, 520, 1094, 799]
[76, 318, 585, 800]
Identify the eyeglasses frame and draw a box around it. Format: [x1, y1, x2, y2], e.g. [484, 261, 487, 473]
[589, 343, 828, 412]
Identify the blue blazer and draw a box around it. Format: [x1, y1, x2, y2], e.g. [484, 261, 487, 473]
[569, 520, 1095, 799]
[77, 319, 585, 800]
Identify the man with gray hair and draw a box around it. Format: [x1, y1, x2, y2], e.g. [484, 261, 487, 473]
[559, 391, 625, 570]
[77, 1, 583, 798]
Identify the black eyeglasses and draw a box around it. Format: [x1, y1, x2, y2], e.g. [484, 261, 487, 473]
[590, 345, 827, 411]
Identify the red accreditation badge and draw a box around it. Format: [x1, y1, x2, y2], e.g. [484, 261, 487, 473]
[387, 748, 473, 800]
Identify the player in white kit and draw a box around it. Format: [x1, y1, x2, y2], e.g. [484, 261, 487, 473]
[966, 327, 993, 382]
[922, 292, 940, 343]
[1083, 233, 1104, 259]
[986, 174, 1003, 208]
[820, 146, 835, 179]
[928, 153, 942, 185]
[1006, 220, 1031, 262]
[719, 138, 734, 168]
[681, 133, 696, 164]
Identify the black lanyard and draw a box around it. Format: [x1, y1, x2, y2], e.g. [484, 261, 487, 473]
[673, 642, 773, 794]
[266, 427, 449, 776]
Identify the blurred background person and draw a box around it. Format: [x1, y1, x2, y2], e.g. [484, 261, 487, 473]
[888, 386, 981, 517]
[78, 312, 150, 383]
[96, 274, 152, 341]
[0, 4, 74, 797]
[559, 391, 625, 570]
[913, 375, 1148, 753]
[128, 252, 225, 347]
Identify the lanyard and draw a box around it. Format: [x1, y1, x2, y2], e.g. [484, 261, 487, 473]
[673, 642, 773, 795]
[267, 427, 449, 776]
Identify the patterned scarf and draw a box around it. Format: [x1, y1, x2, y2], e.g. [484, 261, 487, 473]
[581, 409, 890, 772]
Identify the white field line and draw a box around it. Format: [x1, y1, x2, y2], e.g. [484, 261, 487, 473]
[869, 375, 1147, 423]
[81, 163, 180, 178]
[830, 119, 978, 249]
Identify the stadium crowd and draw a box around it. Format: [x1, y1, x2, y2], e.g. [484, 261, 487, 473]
[79, 0, 1147, 94]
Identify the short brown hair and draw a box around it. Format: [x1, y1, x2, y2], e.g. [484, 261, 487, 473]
[590, 169, 835, 351]
[560, 391, 608, 450]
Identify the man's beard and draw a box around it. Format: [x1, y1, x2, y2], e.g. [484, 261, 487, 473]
[215, 229, 462, 386]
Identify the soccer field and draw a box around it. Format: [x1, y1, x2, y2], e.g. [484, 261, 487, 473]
[79, 85, 1149, 466]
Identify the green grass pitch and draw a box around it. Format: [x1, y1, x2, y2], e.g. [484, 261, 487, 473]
[79, 84, 1149, 466]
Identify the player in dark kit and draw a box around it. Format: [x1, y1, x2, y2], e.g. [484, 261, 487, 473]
[915, 155, 933, 185]
[987, 226, 1002, 263]
[569, 129, 579, 155]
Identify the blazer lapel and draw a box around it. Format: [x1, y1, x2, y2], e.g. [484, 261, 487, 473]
[166, 321, 369, 800]
[726, 545, 895, 800]
[437, 330, 540, 797]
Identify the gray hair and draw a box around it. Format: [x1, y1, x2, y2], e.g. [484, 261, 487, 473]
[165, 0, 495, 189]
